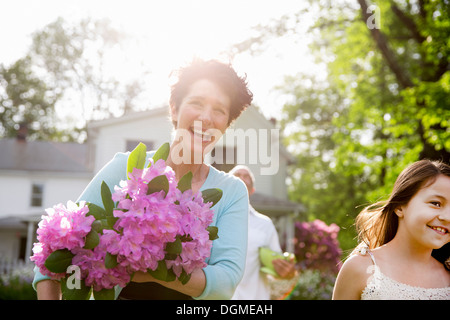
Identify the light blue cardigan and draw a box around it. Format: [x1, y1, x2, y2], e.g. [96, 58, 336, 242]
[33, 151, 249, 300]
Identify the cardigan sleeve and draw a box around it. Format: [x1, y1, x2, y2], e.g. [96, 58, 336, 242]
[195, 176, 249, 300]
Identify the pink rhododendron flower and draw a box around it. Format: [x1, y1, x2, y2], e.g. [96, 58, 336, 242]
[30, 201, 95, 277]
[72, 247, 129, 291]
[36, 201, 94, 251]
[31, 149, 219, 296]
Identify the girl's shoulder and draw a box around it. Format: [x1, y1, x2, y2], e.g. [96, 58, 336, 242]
[341, 250, 375, 275]
[333, 250, 375, 299]
[339, 246, 385, 284]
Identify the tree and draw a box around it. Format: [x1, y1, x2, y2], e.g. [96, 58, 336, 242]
[232, 0, 450, 250]
[0, 56, 61, 140]
[0, 17, 149, 142]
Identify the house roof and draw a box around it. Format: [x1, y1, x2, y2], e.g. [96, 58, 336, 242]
[87, 106, 170, 129]
[0, 216, 29, 230]
[0, 139, 91, 173]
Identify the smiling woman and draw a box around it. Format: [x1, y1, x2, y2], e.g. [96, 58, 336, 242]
[33, 58, 254, 300]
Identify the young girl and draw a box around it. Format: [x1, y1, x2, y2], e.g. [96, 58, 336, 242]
[333, 160, 450, 300]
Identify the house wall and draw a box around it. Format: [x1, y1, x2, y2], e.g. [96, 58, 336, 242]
[0, 230, 22, 261]
[225, 107, 289, 199]
[0, 171, 91, 219]
[0, 171, 91, 261]
[90, 110, 174, 172]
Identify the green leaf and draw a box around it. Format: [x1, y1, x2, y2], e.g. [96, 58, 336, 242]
[127, 142, 147, 179]
[147, 260, 168, 281]
[177, 171, 193, 193]
[84, 230, 99, 249]
[86, 203, 107, 220]
[104, 252, 118, 269]
[44, 249, 74, 274]
[201, 188, 223, 207]
[87, 203, 116, 231]
[90, 220, 103, 233]
[178, 270, 191, 285]
[106, 216, 119, 230]
[164, 253, 178, 260]
[165, 268, 177, 282]
[147, 175, 169, 197]
[101, 181, 114, 217]
[151, 142, 170, 164]
[93, 288, 115, 300]
[61, 277, 91, 300]
[165, 236, 182, 255]
[206, 226, 219, 241]
[146, 261, 177, 282]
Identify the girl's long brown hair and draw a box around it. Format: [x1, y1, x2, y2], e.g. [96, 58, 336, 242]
[355, 160, 450, 250]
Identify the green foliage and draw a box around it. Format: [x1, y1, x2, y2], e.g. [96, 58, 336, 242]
[0, 56, 61, 140]
[127, 142, 147, 178]
[0, 17, 148, 142]
[287, 269, 336, 300]
[0, 264, 37, 300]
[83, 229, 100, 249]
[151, 142, 170, 163]
[44, 249, 75, 274]
[247, 0, 450, 252]
[61, 277, 91, 300]
[201, 188, 223, 208]
[177, 171, 193, 193]
[93, 287, 115, 300]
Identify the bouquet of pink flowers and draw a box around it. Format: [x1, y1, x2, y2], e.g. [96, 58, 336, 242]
[31, 142, 221, 300]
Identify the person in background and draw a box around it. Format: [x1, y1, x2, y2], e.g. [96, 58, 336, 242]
[230, 165, 297, 300]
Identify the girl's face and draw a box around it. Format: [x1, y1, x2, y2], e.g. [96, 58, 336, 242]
[396, 175, 450, 250]
[170, 78, 231, 162]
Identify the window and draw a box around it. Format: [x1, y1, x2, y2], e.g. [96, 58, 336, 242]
[30, 183, 44, 207]
[126, 140, 154, 152]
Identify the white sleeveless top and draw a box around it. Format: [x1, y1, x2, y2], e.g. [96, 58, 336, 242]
[360, 248, 450, 300]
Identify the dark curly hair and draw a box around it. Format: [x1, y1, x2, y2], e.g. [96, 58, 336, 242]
[169, 59, 253, 127]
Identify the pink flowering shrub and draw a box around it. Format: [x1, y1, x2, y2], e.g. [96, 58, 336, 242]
[293, 219, 341, 273]
[30, 142, 221, 299]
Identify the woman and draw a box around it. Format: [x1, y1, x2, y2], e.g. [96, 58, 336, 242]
[33, 59, 253, 299]
[333, 160, 450, 299]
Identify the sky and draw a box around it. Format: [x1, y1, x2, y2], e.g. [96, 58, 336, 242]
[0, 0, 324, 121]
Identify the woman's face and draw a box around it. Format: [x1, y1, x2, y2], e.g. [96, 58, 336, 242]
[396, 175, 450, 250]
[170, 78, 231, 163]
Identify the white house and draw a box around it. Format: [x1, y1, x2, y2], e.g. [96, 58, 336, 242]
[0, 105, 303, 264]
[0, 137, 92, 263]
